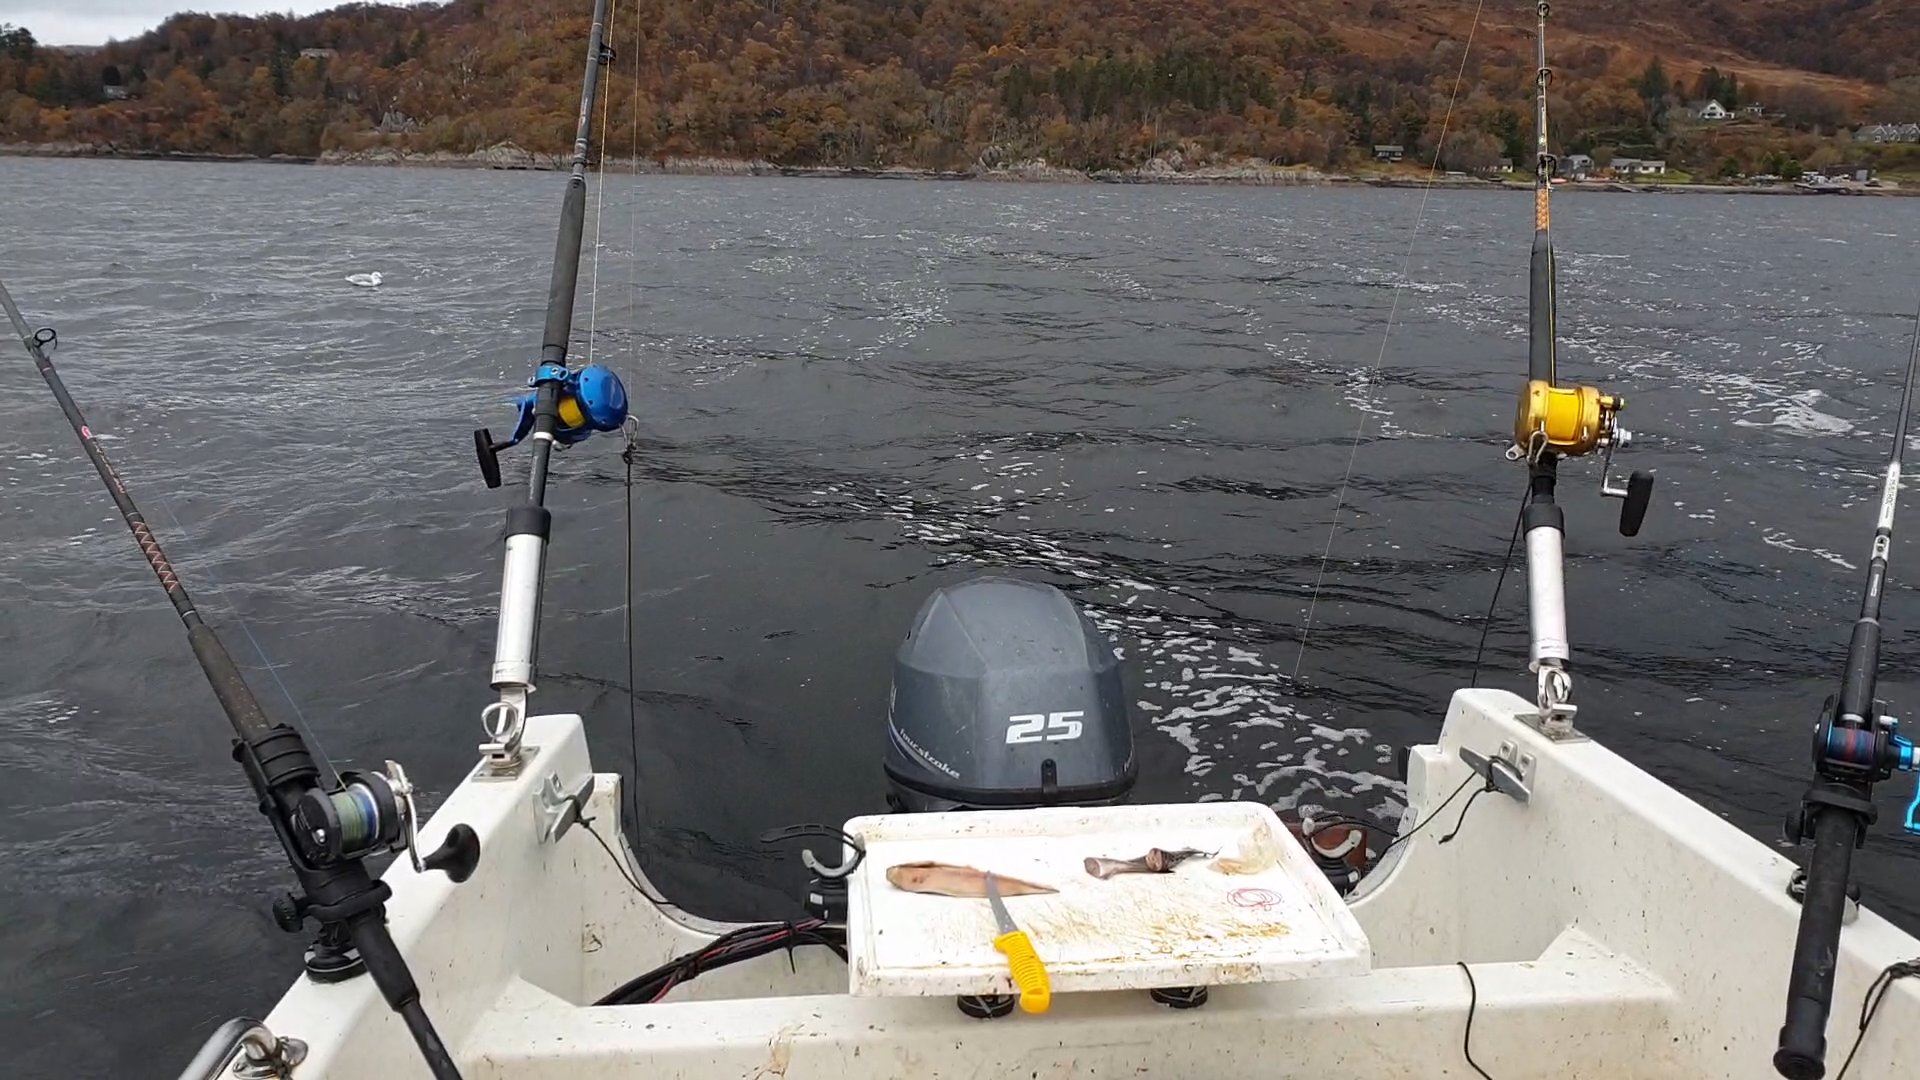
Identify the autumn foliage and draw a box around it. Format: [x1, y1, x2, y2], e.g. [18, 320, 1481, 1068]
[0, 1, 1914, 174]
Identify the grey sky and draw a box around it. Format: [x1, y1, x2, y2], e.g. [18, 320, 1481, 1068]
[0, 1, 347, 47]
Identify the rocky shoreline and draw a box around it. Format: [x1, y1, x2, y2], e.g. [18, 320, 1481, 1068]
[2, 140, 1909, 196]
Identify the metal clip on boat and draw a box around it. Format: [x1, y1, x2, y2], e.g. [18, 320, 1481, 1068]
[1506, 1, 1653, 734]
[762, 823, 867, 922]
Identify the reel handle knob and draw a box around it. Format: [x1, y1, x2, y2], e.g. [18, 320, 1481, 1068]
[422, 823, 482, 883]
[474, 428, 503, 489]
[1619, 470, 1654, 537]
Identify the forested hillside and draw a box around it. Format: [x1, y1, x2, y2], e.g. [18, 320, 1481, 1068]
[1, 1, 1915, 175]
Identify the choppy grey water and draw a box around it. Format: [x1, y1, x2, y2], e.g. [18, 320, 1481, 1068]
[2, 157, 1917, 1074]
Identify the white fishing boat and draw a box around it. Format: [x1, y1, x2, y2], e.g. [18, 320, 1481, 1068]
[7, 3, 1917, 1080]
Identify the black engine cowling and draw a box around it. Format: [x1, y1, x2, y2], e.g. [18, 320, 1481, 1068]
[885, 576, 1136, 812]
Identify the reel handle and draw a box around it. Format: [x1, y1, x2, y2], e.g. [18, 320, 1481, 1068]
[473, 428, 503, 489]
[423, 824, 483, 883]
[1619, 470, 1654, 537]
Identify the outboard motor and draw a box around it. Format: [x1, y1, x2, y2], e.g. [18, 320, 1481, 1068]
[886, 576, 1136, 812]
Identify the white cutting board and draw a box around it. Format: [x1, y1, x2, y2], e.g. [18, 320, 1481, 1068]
[843, 802, 1371, 999]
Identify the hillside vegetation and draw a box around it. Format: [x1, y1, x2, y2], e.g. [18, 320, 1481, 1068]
[1, 1, 1916, 176]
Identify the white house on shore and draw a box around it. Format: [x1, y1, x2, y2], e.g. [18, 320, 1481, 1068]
[1854, 123, 1920, 144]
[1694, 100, 1731, 121]
[1610, 157, 1669, 176]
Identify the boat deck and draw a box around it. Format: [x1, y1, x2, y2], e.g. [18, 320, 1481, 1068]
[262, 693, 1920, 1078]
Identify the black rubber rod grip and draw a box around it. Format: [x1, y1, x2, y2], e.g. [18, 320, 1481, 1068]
[1775, 800, 1863, 1078]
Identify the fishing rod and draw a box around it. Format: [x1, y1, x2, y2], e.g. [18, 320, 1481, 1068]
[2, 277, 479, 1079]
[1776, 299, 1920, 1079]
[1506, 1, 1652, 731]
[471, 0, 629, 772]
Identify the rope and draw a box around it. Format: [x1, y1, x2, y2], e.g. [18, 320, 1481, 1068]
[1293, 0, 1488, 681]
[1835, 957, 1920, 1079]
[585, 0, 619, 365]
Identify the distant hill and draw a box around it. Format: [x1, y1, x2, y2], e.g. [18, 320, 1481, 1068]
[1, 1, 1915, 176]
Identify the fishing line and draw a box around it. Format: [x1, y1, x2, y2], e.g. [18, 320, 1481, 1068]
[1470, 484, 1533, 687]
[623, 423, 643, 831]
[4, 286, 343, 788]
[627, 0, 641, 371]
[155, 497, 341, 789]
[1293, 0, 1487, 682]
[585, 0, 620, 365]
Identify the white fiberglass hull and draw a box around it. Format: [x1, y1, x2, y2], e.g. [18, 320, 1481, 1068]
[254, 689, 1919, 1078]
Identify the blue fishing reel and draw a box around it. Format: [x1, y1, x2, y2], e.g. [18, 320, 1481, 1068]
[1808, 710, 1920, 835]
[474, 362, 628, 488]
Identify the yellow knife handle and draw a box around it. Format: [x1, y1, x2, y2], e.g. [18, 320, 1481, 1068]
[993, 930, 1051, 1013]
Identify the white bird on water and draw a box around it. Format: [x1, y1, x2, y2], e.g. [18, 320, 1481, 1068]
[345, 271, 383, 288]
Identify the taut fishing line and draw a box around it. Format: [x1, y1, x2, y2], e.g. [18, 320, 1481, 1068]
[585, 0, 619, 365]
[1294, 0, 1488, 680]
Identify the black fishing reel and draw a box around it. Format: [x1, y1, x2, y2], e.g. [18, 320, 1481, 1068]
[293, 767, 410, 865]
[270, 759, 481, 982]
[232, 728, 480, 989]
[292, 761, 478, 877]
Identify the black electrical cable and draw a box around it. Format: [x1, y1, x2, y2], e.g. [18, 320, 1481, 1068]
[1375, 773, 1478, 859]
[1470, 484, 1532, 689]
[1438, 780, 1496, 844]
[1299, 772, 1481, 876]
[578, 810, 681, 914]
[1834, 957, 1920, 1080]
[575, 809, 850, 1006]
[1301, 816, 1400, 844]
[594, 919, 848, 1006]
[1458, 961, 1494, 1080]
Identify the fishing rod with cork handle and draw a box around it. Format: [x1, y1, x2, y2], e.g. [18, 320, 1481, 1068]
[2, 275, 480, 1080]
[1775, 296, 1920, 1080]
[1507, 1, 1653, 732]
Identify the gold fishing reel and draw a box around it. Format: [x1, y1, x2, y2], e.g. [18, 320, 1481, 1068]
[1512, 379, 1621, 458]
[1510, 379, 1654, 537]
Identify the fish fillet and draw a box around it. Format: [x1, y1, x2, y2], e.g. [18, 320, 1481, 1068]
[885, 862, 1057, 897]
